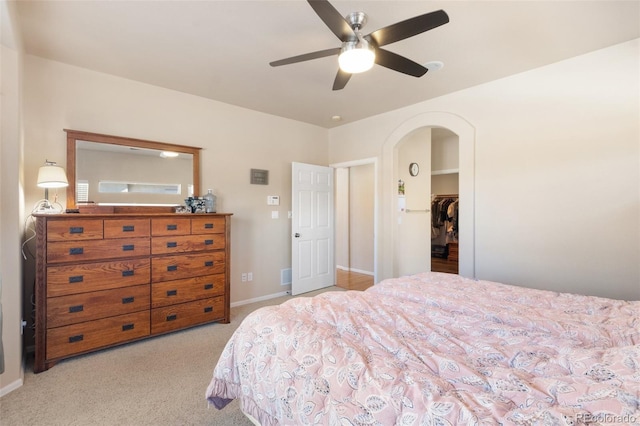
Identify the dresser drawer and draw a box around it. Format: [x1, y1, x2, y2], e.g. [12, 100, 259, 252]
[47, 284, 150, 328]
[151, 274, 225, 308]
[104, 218, 150, 239]
[191, 216, 226, 234]
[46, 311, 150, 360]
[448, 243, 459, 261]
[47, 237, 150, 263]
[47, 219, 103, 241]
[47, 259, 150, 297]
[151, 296, 224, 334]
[151, 252, 225, 282]
[151, 234, 225, 255]
[151, 218, 191, 236]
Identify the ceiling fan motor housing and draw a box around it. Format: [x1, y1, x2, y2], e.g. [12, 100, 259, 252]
[346, 11, 367, 32]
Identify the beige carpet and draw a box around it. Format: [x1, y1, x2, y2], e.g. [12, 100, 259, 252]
[0, 286, 344, 425]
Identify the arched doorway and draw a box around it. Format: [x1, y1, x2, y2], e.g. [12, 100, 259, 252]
[379, 112, 475, 281]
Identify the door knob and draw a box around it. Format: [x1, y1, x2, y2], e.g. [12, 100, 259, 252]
[294, 233, 300, 238]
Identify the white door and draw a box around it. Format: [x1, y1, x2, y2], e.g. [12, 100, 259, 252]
[291, 162, 334, 295]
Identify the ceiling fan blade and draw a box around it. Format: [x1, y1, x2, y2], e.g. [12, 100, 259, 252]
[375, 48, 428, 77]
[332, 69, 352, 90]
[307, 0, 355, 42]
[270, 47, 341, 67]
[367, 9, 449, 47]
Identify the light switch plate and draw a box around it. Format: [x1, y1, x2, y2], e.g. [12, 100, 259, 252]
[271, 211, 279, 219]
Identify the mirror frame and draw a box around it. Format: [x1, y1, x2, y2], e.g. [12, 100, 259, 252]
[65, 129, 201, 212]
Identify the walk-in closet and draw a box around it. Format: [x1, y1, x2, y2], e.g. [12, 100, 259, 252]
[431, 129, 459, 274]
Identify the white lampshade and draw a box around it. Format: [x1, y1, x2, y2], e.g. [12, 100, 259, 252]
[338, 41, 375, 74]
[37, 162, 69, 188]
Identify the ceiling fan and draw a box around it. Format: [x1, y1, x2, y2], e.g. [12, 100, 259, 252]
[269, 0, 449, 90]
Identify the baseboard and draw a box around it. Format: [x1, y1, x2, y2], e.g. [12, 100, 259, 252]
[337, 266, 374, 276]
[0, 347, 26, 397]
[0, 377, 23, 397]
[230, 290, 290, 308]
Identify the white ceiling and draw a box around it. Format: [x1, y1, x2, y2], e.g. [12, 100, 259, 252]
[14, 1, 640, 128]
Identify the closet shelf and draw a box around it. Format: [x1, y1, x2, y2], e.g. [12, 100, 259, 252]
[431, 168, 459, 176]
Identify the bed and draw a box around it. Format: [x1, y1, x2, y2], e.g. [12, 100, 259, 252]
[206, 272, 639, 425]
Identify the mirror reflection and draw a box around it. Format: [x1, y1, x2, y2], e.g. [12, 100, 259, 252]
[76, 140, 194, 206]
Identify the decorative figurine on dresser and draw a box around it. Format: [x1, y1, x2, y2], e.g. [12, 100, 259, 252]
[33, 129, 232, 373]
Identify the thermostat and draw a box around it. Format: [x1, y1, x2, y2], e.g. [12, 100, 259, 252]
[267, 195, 280, 205]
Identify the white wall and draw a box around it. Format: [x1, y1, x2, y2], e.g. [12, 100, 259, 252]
[348, 163, 374, 274]
[21, 55, 329, 308]
[431, 174, 459, 197]
[396, 128, 431, 276]
[334, 168, 349, 269]
[329, 39, 640, 300]
[431, 128, 459, 173]
[0, 0, 26, 395]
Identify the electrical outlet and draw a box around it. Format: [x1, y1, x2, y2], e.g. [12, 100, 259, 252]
[241, 273, 247, 282]
[247, 272, 253, 281]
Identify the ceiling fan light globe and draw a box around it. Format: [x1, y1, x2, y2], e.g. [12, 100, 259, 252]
[338, 44, 375, 74]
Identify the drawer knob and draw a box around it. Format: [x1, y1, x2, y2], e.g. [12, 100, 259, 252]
[167, 265, 178, 272]
[69, 227, 84, 234]
[166, 314, 177, 322]
[69, 275, 84, 283]
[69, 247, 84, 255]
[69, 305, 84, 313]
[204, 306, 213, 313]
[122, 323, 135, 331]
[166, 242, 177, 248]
[122, 270, 134, 277]
[204, 223, 214, 229]
[204, 283, 213, 290]
[204, 239, 213, 245]
[205, 261, 214, 267]
[122, 297, 134, 304]
[69, 334, 84, 343]
[122, 244, 134, 251]
[166, 224, 177, 231]
[122, 225, 135, 232]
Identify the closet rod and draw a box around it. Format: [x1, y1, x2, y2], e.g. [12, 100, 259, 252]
[432, 193, 459, 199]
[405, 208, 430, 213]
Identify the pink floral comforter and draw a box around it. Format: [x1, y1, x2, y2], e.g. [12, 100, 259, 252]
[206, 273, 640, 425]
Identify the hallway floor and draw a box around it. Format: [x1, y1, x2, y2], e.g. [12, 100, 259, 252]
[335, 269, 374, 291]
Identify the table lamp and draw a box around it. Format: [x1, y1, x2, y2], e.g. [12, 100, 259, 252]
[36, 160, 68, 213]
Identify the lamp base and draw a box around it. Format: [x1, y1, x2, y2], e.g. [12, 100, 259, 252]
[34, 200, 63, 214]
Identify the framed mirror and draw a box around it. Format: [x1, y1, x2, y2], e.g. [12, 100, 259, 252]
[65, 129, 201, 212]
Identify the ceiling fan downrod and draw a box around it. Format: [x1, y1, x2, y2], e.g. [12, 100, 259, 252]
[346, 11, 367, 31]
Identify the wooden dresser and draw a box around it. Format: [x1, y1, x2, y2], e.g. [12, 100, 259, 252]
[34, 213, 232, 373]
[431, 242, 459, 274]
